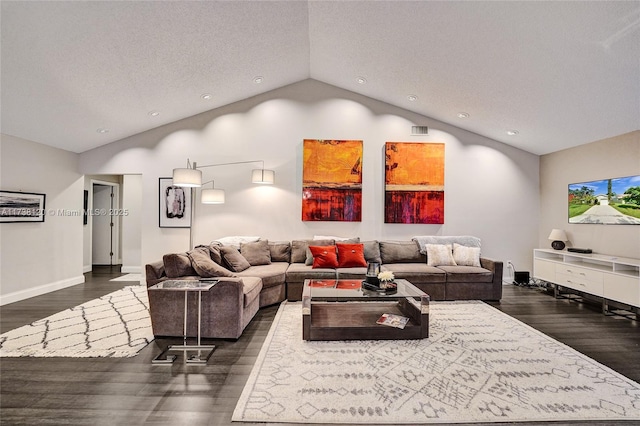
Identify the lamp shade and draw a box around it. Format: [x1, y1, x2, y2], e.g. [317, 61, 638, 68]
[548, 229, 568, 241]
[251, 169, 275, 184]
[201, 188, 225, 204]
[172, 168, 202, 187]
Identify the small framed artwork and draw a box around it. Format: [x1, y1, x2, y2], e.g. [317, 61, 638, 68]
[159, 177, 191, 228]
[83, 190, 89, 225]
[0, 190, 47, 223]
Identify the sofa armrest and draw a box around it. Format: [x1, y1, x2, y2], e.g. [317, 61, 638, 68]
[145, 261, 167, 287]
[480, 257, 503, 300]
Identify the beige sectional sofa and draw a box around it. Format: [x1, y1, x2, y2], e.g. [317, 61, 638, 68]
[145, 236, 503, 339]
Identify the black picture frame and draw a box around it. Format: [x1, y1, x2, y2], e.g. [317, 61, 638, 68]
[83, 190, 89, 225]
[159, 177, 191, 228]
[0, 190, 46, 223]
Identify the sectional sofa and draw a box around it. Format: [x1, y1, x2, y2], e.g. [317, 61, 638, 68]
[145, 236, 503, 339]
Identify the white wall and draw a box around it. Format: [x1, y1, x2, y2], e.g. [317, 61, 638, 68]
[540, 131, 640, 257]
[79, 79, 540, 273]
[0, 134, 84, 305]
[121, 174, 142, 273]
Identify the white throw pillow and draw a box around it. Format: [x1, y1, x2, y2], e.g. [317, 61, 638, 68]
[212, 236, 260, 250]
[452, 243, 481, 267]
[426, 244, 457, 267]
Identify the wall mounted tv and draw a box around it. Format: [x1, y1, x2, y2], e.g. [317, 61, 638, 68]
[568, 175, 640, 225]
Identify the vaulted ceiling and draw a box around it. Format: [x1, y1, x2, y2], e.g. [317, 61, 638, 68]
[2, 1, 638, 155]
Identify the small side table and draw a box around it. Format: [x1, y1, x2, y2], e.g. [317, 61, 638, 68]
[148, 279, 218, 364]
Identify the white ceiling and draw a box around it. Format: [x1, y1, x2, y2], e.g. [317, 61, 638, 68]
[2, 1, 639, 155]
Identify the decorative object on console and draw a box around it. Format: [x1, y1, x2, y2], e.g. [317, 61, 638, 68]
[384, 142, 444, 224]
[302, 139, 363, 222]
[548, 228, 568, 250]
[0, 190, 46, 223]
[569, 174, 640, 225]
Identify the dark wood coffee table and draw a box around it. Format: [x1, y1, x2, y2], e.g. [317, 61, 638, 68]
[302, 279, 429, 341]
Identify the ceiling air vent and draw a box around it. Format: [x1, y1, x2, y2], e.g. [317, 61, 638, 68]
[411, 126, 429, 135]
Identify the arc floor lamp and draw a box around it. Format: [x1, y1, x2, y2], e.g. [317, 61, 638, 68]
[172, 159, 275, 248]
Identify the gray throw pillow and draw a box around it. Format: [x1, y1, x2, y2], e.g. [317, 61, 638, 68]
[220, 246, 251, 272]
[187, 248, 236, 277]
[269, 241, 291, 262]
[162, 252, 198, 278]
[362, 240, 382, 264]
[379, 240, 425, 264]
[195, 244, 223, 265]
[240, 240, 272, 266]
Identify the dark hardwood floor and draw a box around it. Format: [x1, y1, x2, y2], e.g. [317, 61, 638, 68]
[1, 270, 639, 426]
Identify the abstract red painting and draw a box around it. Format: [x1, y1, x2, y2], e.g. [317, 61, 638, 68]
[384, 142, 444, 224]
[302, 139, 362, 221]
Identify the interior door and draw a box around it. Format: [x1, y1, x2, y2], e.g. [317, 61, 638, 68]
[92, 184, 113, 265]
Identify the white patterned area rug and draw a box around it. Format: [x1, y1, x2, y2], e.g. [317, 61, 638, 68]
[0, 286, 153, 357]
[233, 301, 640, 424]
[109, 273, 142, 282]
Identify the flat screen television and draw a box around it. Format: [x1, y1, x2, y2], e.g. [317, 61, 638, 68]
[568, 175, 640, 225]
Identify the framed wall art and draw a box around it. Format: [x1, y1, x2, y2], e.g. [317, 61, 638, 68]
[384, 142, 444, 224]
[302, 139, 363, 221]
[0, 190, 46, 223]
[159, 177, 191, 228]
[569, 175, 640, 225]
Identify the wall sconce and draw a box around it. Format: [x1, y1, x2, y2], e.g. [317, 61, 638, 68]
[548, 229, 568, 250]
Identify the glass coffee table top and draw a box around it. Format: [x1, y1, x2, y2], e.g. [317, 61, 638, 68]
[304, 279, 425, 301]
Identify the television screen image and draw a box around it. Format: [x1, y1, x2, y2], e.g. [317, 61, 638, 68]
[568, 175, 640, 225]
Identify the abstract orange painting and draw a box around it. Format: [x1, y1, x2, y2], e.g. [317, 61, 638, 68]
[385, 142, 444, 224]
[302, 139, 362, 221]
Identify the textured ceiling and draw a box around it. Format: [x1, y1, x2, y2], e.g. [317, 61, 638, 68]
[1, 1, 639, 155]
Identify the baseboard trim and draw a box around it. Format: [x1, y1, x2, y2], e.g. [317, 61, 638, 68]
[0, 275, 86, 306]
[83, 264, 92, 273]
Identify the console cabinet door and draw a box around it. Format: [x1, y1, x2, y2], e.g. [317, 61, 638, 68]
[604, 274, 640, 308]
[533, 259, 556, 283]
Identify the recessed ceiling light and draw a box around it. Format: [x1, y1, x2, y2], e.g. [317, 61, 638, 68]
[201, 93, 213, 100]
[507, 130, 519, 136]
[96, 128, 109, 134]
[148, 111, 160, 117]
[457, 112, 470, 119]
[253, 76, 264, 84]
[356, 76, 367, 84]
[407, 95, 418, 101]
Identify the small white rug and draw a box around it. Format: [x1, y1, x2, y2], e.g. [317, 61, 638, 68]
[233, 301, 640, 424]
[110, 273, 142, 282]
[0, 286, 153, 357]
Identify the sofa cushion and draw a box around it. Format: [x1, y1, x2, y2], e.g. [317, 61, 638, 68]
[269, 241, 291, 263]
[426, 244, 457, 266]
[379, 240, 425, 263]
[336, 266, 367, 280]
[235, 263, 288, 289]
[381, 263, 446, 284]
[239, 276, 263, 308]
[187, 248, 236, 278]
[220, 246, 251, 272]
[362, 240, 382, 264]
[285, 263, 337, 282]
[195, 244, 223, 265]
[413, 235, 481, 254]
[240, 240, 272, 266]
[453, 243, 481, 267]
[309, 245, 339, 268]
[436, 265, 493, 283]
[337, 243, 367, 267]
[306, 239, 338, 265]
[163, 252, 198, 278]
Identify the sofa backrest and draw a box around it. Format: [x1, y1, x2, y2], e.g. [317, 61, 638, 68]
[412, 236, 481, 254]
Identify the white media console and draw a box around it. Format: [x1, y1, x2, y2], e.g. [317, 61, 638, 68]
[533, 249, 640, 318]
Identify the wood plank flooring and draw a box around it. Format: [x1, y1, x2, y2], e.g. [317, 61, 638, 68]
[1, 270, 639, 425]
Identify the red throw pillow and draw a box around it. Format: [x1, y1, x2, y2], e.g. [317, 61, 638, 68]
[309, 245, 338, 269]
[337, 243, 367, 268]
